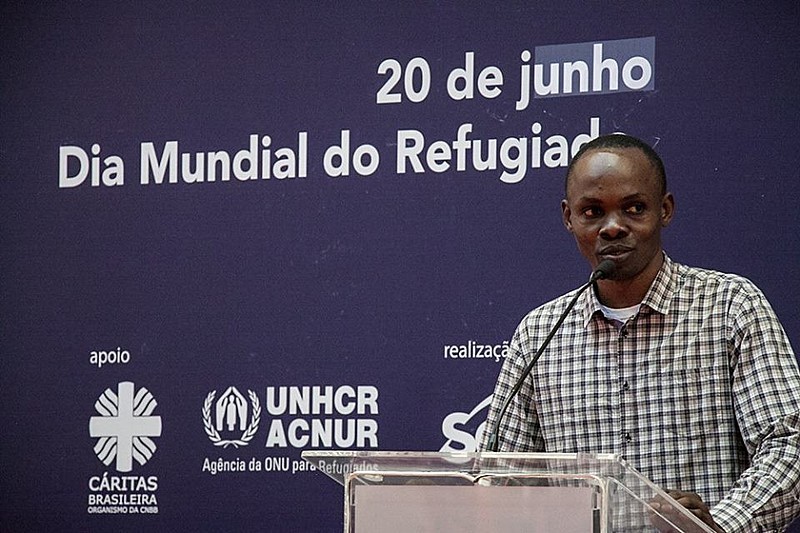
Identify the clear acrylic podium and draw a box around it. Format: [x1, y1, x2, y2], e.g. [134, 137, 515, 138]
[302, 451, 716, 533]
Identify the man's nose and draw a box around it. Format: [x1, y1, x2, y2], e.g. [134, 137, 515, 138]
[599, 213, 628, 239]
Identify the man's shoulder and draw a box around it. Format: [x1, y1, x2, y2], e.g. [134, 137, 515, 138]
[671, 260, 763, 298]
[519, 286, 584, 326]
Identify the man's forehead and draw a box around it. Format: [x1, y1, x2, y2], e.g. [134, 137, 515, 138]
[575, 150, 627, 176]
[567, 147, 659, 195]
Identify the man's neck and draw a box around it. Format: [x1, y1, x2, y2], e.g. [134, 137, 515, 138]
[595, 253, 664, 308]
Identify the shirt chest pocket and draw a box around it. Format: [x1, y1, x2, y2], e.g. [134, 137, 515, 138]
[653, 367, 732, 440]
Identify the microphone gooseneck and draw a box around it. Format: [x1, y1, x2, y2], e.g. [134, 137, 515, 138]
[485, 260, 615, 452]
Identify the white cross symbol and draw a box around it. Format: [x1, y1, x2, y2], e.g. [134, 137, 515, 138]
[89, 382, 162, 472]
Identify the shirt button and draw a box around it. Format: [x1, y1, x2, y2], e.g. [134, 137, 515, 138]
[624, 431, 632, 442]
[622, 381, 630, 391]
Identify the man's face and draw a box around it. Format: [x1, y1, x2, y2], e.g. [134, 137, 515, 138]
[561, 147, 674, 282]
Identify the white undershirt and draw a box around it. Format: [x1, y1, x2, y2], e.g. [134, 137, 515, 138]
[598, 302, 641, 328]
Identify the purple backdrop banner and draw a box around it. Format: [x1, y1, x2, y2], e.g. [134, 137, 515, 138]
[2, 2, 798, 531]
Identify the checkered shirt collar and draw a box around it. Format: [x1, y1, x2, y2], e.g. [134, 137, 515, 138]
[581, 252, 676, 327]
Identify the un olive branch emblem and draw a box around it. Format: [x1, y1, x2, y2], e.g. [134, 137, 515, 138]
[202, 389, 260, 448]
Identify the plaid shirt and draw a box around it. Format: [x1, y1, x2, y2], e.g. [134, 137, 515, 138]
[481, 254, 800, 532]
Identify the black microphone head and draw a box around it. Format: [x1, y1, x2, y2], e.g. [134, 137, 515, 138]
[592, 259, 616, 281]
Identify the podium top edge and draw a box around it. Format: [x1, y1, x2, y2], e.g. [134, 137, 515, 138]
[301, 450, 621, 461]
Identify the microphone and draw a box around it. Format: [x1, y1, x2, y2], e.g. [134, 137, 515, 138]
[485, 260, 615, 452]
[590, 259, 616, 282]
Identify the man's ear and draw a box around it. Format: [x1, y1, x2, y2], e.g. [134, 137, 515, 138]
[661, 192, 675, 227]
[561, 199, 573, 232]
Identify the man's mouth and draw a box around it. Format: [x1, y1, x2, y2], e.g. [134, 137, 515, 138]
[598, 246, 633, 260]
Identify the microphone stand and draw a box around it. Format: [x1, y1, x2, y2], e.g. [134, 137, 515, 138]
[485, 260, 614, 452]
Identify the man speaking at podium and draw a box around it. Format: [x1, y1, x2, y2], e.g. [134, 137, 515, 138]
[481, 134, 800, 532]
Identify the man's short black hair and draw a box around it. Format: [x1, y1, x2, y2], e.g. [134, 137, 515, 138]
[565, 134, 667, 195]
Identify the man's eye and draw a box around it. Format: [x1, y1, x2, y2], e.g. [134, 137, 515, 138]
[625, 203, 645, 215]
[582, 207, 602, 218]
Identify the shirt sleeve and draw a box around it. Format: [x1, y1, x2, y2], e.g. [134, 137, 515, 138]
[479, 320, 546, 452]
[711, 281, 800, 533]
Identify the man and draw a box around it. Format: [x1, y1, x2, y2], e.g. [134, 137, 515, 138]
[481, 134, 800, 532]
